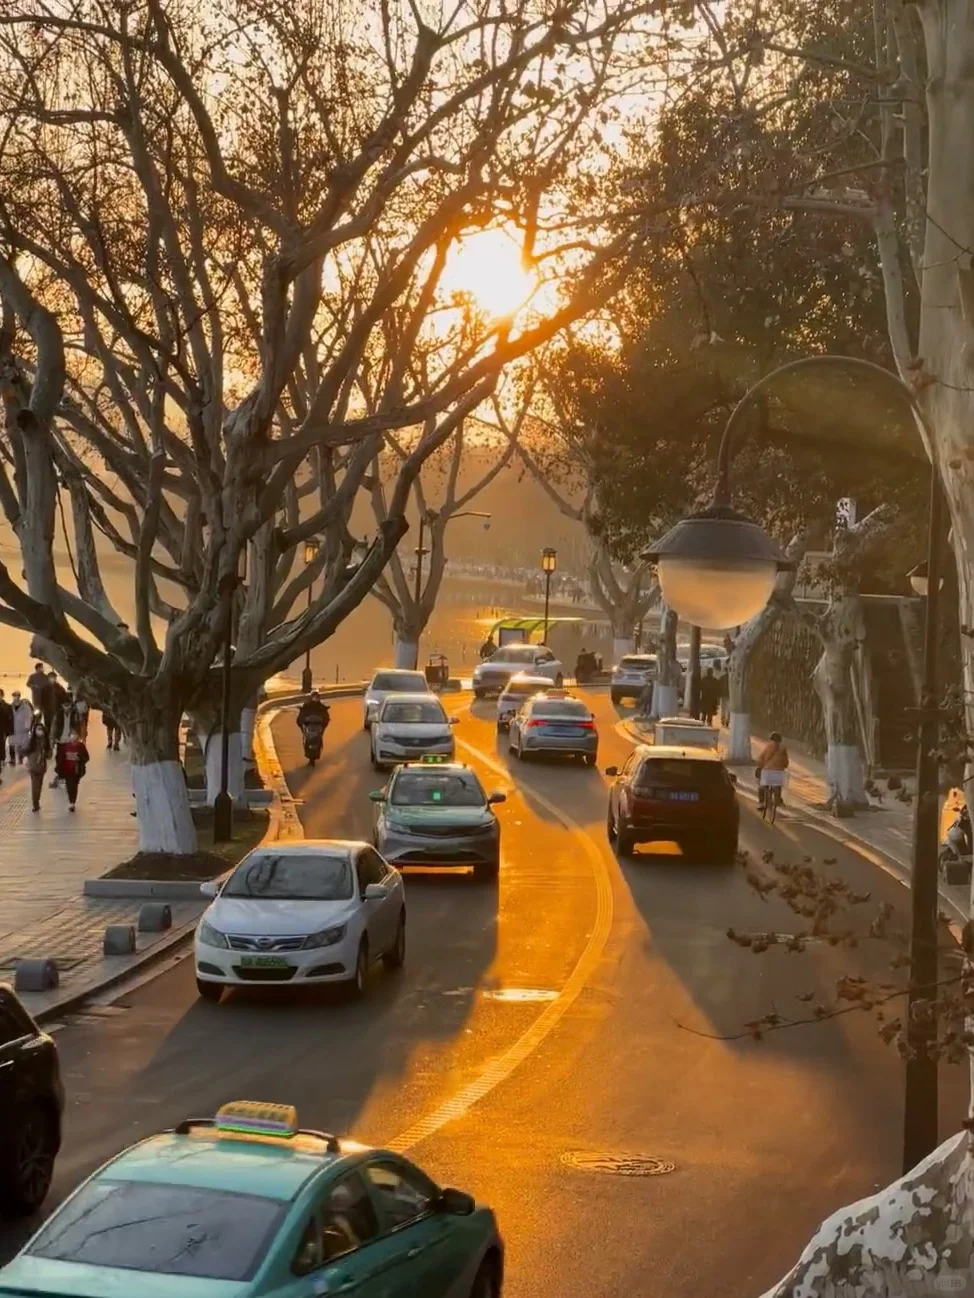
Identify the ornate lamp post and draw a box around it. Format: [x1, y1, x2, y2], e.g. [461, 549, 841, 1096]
[645, 354, 945, 1173]
[541, 547, 557, 642]
[301, 538, 320, 695]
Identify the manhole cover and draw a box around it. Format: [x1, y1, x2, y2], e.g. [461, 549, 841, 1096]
[483, 988, 558, 1003]
[560, 1152, 676, 1177]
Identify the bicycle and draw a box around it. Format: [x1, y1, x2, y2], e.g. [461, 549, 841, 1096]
[758, 771, 786, 824]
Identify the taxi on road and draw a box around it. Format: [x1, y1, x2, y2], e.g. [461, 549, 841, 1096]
[0, 1101, 504, 1298]
[371, 757, 505, 883]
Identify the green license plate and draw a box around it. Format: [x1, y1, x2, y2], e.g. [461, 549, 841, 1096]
[240, 955, 290, 969]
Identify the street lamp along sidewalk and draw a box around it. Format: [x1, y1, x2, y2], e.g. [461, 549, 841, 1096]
[541, 547, 557, 644]
[644, 353, 946, 1177]
[213, 547, 249, 846]
[301, 538, 321, 695]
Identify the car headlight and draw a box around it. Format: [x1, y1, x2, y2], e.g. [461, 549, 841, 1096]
[198, 920, 229, 949]
[303, 924, 347, 950]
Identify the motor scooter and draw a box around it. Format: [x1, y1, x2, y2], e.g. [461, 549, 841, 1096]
[301, 717, 325, 766]
[940, 804, 972, 886]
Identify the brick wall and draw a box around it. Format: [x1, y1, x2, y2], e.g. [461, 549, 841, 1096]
[749, 617, 827, 757]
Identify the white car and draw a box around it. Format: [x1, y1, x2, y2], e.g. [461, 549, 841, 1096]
[610, 653, 657, 705]
[194, 840, 405, 1001]
[371, 693, 458, 770]
[363, 668, 432, 729]
[472, 644, 564, 698]
[495, 672, 553, 731]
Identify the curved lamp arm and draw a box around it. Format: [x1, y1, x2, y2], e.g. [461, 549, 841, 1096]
[712, 354, 932, 507]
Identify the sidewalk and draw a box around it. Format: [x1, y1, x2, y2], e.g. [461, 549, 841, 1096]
[0, 734, 204, 1021]
[618, 714, 970, 925]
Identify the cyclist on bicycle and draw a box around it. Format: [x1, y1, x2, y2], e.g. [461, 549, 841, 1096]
[756, 731, 790, 809]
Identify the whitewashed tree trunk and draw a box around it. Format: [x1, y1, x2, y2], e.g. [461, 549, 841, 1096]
[728, 712, 751, 764]
[760, 1132, 974, 1297]
[648, 604, 679, 719]
[127, 710, 196, 855]
[394, 638, 418, 670]
[202, 730, 245, 805]
[814, 597, 868, 808]
[240, 705, 257, 770]
[612, 635, 633, 662]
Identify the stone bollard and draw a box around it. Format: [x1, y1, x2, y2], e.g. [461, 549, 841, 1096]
[103, 924, 137, 956]
[138, 902, 172, 933]
[14, 958, 59, 993]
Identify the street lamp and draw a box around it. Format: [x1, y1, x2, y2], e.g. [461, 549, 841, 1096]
[541, 547, 557, 643]
[213, 547, 248, 844]
[645, 353, 945, 1174]
[301, 538, 320, 694]
[411, 510, 491, 668]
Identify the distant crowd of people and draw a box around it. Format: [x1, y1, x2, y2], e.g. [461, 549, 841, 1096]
[0, 661, 122, 813]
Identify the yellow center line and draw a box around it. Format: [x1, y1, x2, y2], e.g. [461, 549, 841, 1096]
[386, 718, 614, 1154]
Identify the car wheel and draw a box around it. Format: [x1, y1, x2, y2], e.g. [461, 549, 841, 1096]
[0, 1103, 58, 1216]
[474, 688, 485, 700]
[554, 673, 564, 688]
[196, 978, 223, 1003]
[713, 832, 739, 867]
[610, 690, 622, 705]
[606, 803, 617, 842]
[348, 938, 369, 998]
[469, 1255, 501, 1298]
[383, 912, 406, 970]
[474, 854, 500, 884]
[616, 819, 636, 857]
[582, 753, 597, 767]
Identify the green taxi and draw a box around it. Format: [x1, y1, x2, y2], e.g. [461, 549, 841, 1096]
[0, 1101, 503, 1298]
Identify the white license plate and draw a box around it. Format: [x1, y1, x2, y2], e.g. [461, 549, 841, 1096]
[239, 955, 290, 968]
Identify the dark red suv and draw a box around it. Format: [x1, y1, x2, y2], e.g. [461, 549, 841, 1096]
[605, 745, 739, 864]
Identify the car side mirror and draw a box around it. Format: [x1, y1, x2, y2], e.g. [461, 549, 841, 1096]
[728, 773, 738, 785]
[449, 716, 459, 725]
[363, 882, 386, 900]
[487, 791, 506, 805]
[604, 766, 619, 777]
[200, 880, 221, 899]
[437, 1187, 475, 1216]
[369, 790, 386, 802]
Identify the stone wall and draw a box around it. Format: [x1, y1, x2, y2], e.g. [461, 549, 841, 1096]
[749, 615, 827, 758]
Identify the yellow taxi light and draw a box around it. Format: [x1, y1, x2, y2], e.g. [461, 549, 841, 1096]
[216, 1100, 298, 1139]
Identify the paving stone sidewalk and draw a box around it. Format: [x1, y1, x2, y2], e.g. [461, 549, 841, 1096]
[0, 734, 203, 1020]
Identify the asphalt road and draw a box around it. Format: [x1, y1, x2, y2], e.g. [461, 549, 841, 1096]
[1, 690, 967, 1297]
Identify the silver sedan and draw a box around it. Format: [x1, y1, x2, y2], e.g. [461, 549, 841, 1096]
[508, 694, 599, 765]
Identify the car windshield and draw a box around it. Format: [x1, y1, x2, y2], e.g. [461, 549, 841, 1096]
[503, 680, 545, 697]
[635, 759, 726, 791]
[620, 657, 654, 670]
[489, 646, 536, 665]
[531, 700, 589, 719]
[391, 772, 485, 807]
[372, 672, 426, 692]
[382, 700, 446, 724]
[222, 852, 353, 900]
[28, 1180, 285, 1282]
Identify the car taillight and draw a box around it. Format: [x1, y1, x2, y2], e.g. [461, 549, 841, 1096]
[576, 720, 595, 729]
[526, 719, 546, 727]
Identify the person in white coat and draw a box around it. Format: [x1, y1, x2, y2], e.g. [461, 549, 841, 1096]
[10, 691, 33, 764]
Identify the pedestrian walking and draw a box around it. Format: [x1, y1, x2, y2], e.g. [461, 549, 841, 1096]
[716, 665, 730, 727]
[44, 670, 65, 741]
[55, 728, 89, 811]
[0, 689, 11, 785]
[24, 719, 48, 811]
[26, 661, 47, 710]
[51, 689, 80, 788]
[74, 691, 90, 741]
[10, 691, 33, 763]
[698, 667, 720, 725]
[103, 708, 121, 750]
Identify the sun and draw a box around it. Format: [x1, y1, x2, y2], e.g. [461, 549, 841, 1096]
[441, 227, 538, 319]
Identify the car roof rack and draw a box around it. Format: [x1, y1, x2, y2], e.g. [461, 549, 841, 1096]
[173, 1118, 341, 1153]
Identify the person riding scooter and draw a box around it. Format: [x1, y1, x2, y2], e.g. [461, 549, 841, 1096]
[296, 691, 330, 765]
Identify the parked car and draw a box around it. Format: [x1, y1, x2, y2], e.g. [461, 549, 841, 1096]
[363, 669, 433, 729]
[508, 693, 599, 765]
[371, 693, 458, 771]
[472, 644, 563, 698]
[0, 1100, 505, 1298]
[610, 654, 657, 705]
[0, 983, 65, 1216]
[605, 744, 739, 864]
[194, 841, 406, 1001]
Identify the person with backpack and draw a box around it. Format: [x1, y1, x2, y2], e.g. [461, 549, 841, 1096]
[56, 727, 90, 811]
[51, 689, 80, 789]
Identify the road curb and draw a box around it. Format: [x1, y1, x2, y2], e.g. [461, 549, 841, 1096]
[82, 879, 212, 901]
[617, 717, 968, 928]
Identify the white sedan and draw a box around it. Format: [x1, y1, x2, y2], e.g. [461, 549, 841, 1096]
[371, 693, 458, 770]
[472, 644, 564, 698]
[194, 841, 405, 1001]
[363, 668, 433, 729]
[495, 672, 553, 730]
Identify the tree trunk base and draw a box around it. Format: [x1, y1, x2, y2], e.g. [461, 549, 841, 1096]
[132, 760, 197, 855]
[612, 636, 634, 663]
[394, 638, 418, 670]
[727, 711, 752, 764]
[760, 1132, 974, 1297]
[203, 731, 245, 806]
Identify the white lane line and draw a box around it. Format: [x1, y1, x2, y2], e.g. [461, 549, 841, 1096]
[387, 725, 614, 1154]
